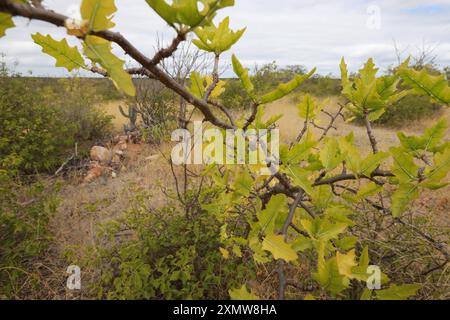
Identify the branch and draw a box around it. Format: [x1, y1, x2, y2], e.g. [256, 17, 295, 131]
[150, 33, 186, 66]
[363, 113, 379, 154]
[204, 54, 220, 102]
[0, 0, 234, 129]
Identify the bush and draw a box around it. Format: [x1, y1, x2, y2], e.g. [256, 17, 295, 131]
[375, 95, 442, 127]
[48, 78, 114, 142]
[0, 60, 113, 174]
[0, 74, 75, 174]
[93, 192, 253, 300]
[0, 172, 58, 298]
[133, 79, 176, 144]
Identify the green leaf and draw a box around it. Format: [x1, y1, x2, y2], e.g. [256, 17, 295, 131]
[391, 183, 419, 217]
[425, 147, 450, 183]
[83, 36, 135, 96]
[339, 133, 362, 175]
[261, 68, 316, 104]
[193, 17, 245, 54]
[257, 194, 287, 235]
[284, 166, 313, 195]
[0, 12, 14, 38]
[297, 94, 323, 120]
[390, 147, 419, 183]
[360, 152, 389, 175]
[146, 0, 235, 29]
[233, 168, 253, 198]
[81, 0, 117, 32]
[313, 242, 349, 295]
[340, 57, 349, 87]
[229, 285, 260, 300]
[398, 117, 448, 153]
[397, 66, 450, 105]
[262, 234, 298, 262]
[189, 71, 205, 98]
[375, 284, 421, 300]
[232, 54, 254, 96]
[31, 33, 86, 72]
[320, 137, 342, 171]
[284, 133, 317, 164]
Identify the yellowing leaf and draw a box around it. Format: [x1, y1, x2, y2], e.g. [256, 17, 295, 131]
[320, 137, 342, 171]
[336, 250, 357, 278]
[375, 284, 421, 300]
[391, 183, 419, 217]
[398, 66, 450, 105]
[229, 285, 260, 300]
[0, 12, 14, 38]
[232, 54, 254, 97]
[262, 234, 298, 262]
[81, 0, 117, 32]
[193, 17, 245, 54]
[219, 247, 230, 259]
[31, 33, 86, 72]
[83, 36, 135, 96]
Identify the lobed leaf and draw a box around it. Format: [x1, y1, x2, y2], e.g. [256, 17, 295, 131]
[83, 36, 135, 96]
[0, 12, 14, 38]
[31, 33, 86, 72]
[81, 0, 117, 32]
[260, 68, 316, 104]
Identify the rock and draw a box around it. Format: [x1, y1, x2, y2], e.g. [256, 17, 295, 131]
[90, 146, 112, 163]
[111, 172, 117, 178]
[112, 154, 122, 165]
[84, 162, 105, 183]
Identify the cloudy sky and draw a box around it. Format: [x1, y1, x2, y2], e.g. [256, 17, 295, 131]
[1, 0, 450, 77]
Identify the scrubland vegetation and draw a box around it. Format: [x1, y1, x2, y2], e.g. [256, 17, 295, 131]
[0, 0, 449, 301]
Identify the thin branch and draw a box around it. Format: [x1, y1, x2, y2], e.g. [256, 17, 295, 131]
[363, 113, 379, 154]
[204, 54, 220, 101]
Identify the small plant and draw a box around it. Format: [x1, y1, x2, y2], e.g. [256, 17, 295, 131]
[118, 104, 138, 134]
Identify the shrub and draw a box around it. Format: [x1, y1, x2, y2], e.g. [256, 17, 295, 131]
[0, 172, 58, 298]
[93, 191, 253, 300]
[0, 61, 113, 174]
[0, 73, 75, 174]
[375, 95, 442, 127]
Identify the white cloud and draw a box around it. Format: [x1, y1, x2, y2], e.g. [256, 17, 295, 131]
[0, 0, 449, 76]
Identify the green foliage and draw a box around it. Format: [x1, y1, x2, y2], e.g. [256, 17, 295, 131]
[0, 62, 113, 174]
[0, 74, 74, 174]
[83, 36, 136, 96]
[341, 58, 406, 122]
[81, 0, 117, 32]
[232, 55, 254, 98]
[0, 173, 58, 298]
[146, 0, 234, 31]
[193, 17, 245, 54]
[95, 193, 252, 300]
[260, 68, 316, 104]
[0, 12, 14, 37]
[397, 64, 450, 106]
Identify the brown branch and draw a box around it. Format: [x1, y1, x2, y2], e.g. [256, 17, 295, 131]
[363, 113, 379, 154]
[0, 0, 233, 129]
[318, 104, 345, 142]
[150, 33, 186, 66]
[243, 101, 260, 130]
[207, 99, 237, 128]
[277, 191, 304, 300]
[204, 54, 220, 102]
